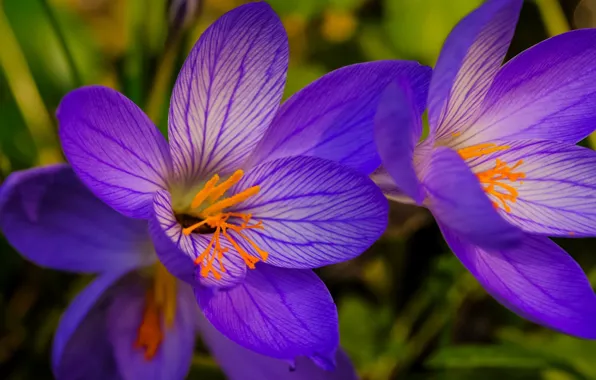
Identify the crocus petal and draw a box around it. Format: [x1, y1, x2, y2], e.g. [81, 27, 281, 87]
[107, 278, 196, 380]
[440, 224, 596, 338]
[169, 2, 288, 183]
[374, 80, 425, 203]
[229, 155, 388, 269]
[464, 140, 596, 237]
[53, 270, 128, 380]
[460, 29, 596, 145]
[196, 311, 357, 380]
[248, 61, 431, 175]
[151, 190, 247, 288]
[428, 0, 522, 140]
[195, 264, 339, 368]
[370, 166, 416, 205]
[0, 165, 153, 273]
[422, 147, 522, 249]
[58, 86, 172, 219]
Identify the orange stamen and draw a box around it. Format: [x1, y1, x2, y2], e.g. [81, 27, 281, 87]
[458, 144, 525, 213]
[191, 175, 220, 209]
[135, 292, 163, 360]
[458, 143, 510, 160]
[208, 170, 244, 202]
[201, 186, 260, 216]
[134, 265, 177, 361]
[182, 172, 268, 280]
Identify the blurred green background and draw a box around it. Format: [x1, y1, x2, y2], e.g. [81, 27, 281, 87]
[1, 0, 596, 379]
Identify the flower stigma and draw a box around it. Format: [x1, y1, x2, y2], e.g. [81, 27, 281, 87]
[135, 264, 177, 361]
[179, 170, 268, 280]
[458, 143, 525, 213]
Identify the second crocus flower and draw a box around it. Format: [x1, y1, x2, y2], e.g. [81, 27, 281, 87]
[374, 0, 596, 338]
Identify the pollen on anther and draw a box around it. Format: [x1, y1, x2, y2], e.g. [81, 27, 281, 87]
[181, 171, 268, 280]
[457, 143, 525, 213]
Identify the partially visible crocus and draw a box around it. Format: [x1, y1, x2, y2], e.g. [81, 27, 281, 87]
[0, 165, 358, 380]
[374, 0, 596, 337]
[20, 2, 431, 367]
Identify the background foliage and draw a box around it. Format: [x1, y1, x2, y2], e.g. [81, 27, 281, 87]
[1, 0, 595, 379]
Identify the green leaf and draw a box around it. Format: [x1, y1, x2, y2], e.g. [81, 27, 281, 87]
[427, 344, 550, 369]
[338, 296, 392, 369]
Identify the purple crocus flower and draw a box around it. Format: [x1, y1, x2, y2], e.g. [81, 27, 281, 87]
[10, 1, 429, 367]
[374, 0, 596, 337]
[0, 165, 358, 380]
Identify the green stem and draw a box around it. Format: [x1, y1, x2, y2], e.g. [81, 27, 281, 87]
[39, 0, 82, 87]
[380, 274, 480, 380]
[0, 4, 61, 164]
[399, 277, 475, 372]
[535, 0, 570, 37]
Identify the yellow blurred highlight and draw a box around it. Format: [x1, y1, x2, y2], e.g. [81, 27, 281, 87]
[283, 13, 307, 39]
[56, 0, 128, 57]
[205, 0, 239, 12]
[38, 148, 64, 165]
[321, 9, 357, 43]
[98, 71, 121, 91]
[362, 257, 391, 297]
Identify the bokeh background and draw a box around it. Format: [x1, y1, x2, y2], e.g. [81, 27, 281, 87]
[1, 0, 596, 378]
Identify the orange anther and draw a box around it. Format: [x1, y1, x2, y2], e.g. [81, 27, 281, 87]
[183, 171, 268, 280]
[458, 144, 525, 213]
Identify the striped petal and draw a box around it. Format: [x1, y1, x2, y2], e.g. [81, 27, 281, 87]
[459, 29, 596, 145]
[428, 0, 522, 141]
[249, 61, 431, 175]
[168, 2, 288, 184]
[195, 264, 339, 368]
[197, 311, 357, 380]
[422, 147, 522, 249]
[228, 155, 388, 269]
[441, 224, 596, 338]
[464, 140, 596, 237]
[58, 86, 172, 219]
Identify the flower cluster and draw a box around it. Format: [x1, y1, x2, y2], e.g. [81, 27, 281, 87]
[2, 0, 596, 379]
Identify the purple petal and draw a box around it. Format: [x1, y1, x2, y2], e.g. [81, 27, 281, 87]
[107, 278, 197, 380]
[440, 223, 596, 338]
[422, 147, 522, 249]
[374, 80, 425, 204]
[369, 166, 416, 205]
[0, 165, 153, 273]
[463, 139, 596, 237]
[53, 270, 129, 379]
[150, 190, 247, 288]
[248, 61, 431, 175]
[460, 29, 596, 145]
[196, 311, 357, 380]
[58, 86, 172, 219]
[168, 2, 288, 183]
[195, 264, 339, 368]
[228, 156, 388, 269]
[428, 0, 522, 140]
